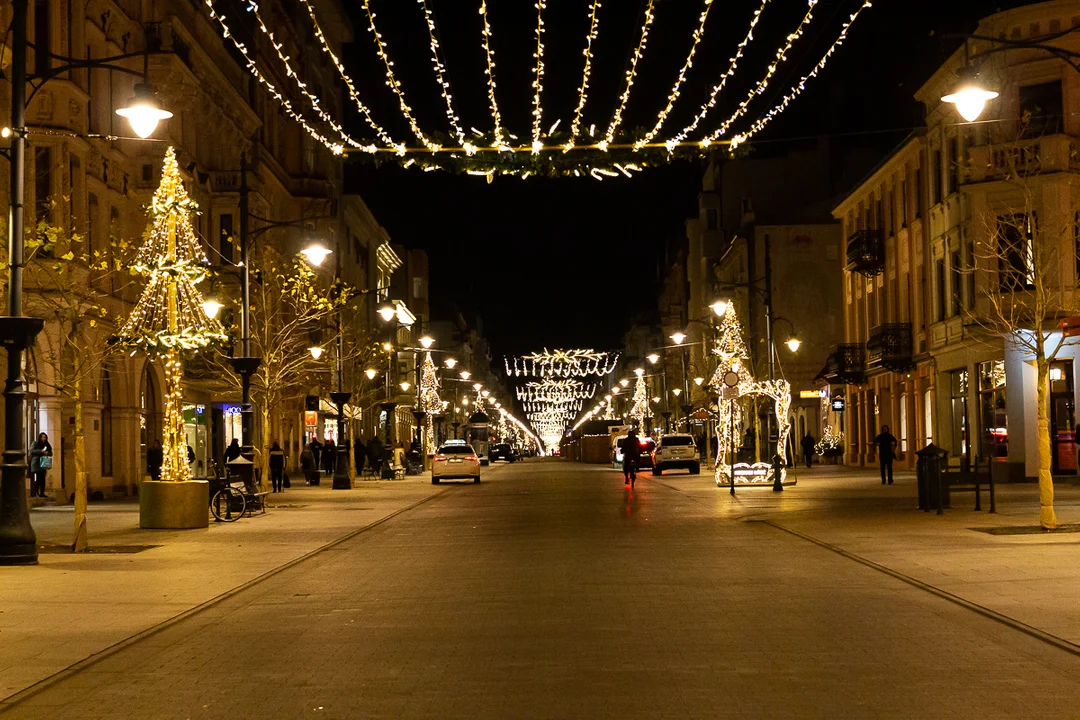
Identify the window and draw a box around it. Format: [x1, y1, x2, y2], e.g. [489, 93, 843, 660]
[886, 186, 894, 236]
[950, 369, 970, 460]
[923, 389, 934, 445]
[936, 258, 946, 322]
[951, 250, 962, 316]
[901, 179, 909, 226]
[219, 214, 234, 263]
[34, 0, 50, 75]
[706, 209, 718, 231]
[35, 147, 52, 222]
[914, 167, 922, 218]
[933, 149, 943, 205]
[142, 164, 153, 183]
[413, 276, 423, 300]
[88, 192, 98, 253]
[947, 137, 958, 195]
[899, 392, 908, 453]
[978, 360, 1007, 459]
[875, 197, 883, 231]
[1019, 80, 1063, 136]
[997, 214, 1035, 290]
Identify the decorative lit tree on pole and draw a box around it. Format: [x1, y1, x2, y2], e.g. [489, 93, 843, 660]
[418, 351, 442, 457]
[630, 369, 649, 430]
[116, 148, 225, 524]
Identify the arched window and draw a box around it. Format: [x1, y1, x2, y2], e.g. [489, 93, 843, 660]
[101, 369, 113, 476]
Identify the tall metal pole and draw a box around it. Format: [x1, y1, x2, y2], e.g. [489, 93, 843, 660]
[764, 232, 783, 492]
[0, 0, 45, 565]
[331, 307, 352, 489]
[229, 155, 260, 468]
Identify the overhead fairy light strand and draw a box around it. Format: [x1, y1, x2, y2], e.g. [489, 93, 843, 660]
[673, 0, 771, 146]
[731, 0, 875, 149]
[531, 0, 547, 152]
[633, 0, 716, 151]
[703, 0, 819, 145]
[479, 0, 510, 150]
[362, 0, 441, 151]
[566, 0, 603, 150]
[294, 0, 399, 150]
[417, 0, 471, 150]
[601, 0, 655, 152]
[203, 0, 347, 155]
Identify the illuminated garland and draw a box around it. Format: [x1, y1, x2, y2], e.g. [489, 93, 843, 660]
[730, 0, 875, 150]
[516, 379, 598, 402]
[362, 0, 440, 151]
[479, 0, 510, 150]
[630, 374, 649, 428]
[633, 0, 716, 151]
[418, 352, 442, 456]
[702, 0, 818, 145]
[566, 0, 603, 150]
[601, 0, 655, 152]
[418, 0, 468, 148]
[204, 0, 348, 155]
[295, 0, 399, 150]
[815, 425, 844, 456]
[673, 0, 771, 146]
[530, 0, 547, 151]
[117, 148, 226, 482]
[506, 349, 619, 378]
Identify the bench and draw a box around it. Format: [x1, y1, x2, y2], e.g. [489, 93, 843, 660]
[390, 463, 406, 480]
[939, 456, 996, 513]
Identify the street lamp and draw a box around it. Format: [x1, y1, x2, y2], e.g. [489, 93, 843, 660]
[619, 378, 630, 388]
[418, 335, 435, 349]
[671, 332, 687, 345]
[941, 65, 999, 122]
[444, 358, 458, 369]
[400, 381, 411, 392]
[377, 302, 398, 323]
[460, 370, 472, 380]
[308, 346, 324, 360]
[365, 368, 377, 380]
[115, 83, 174, 138]
[647, 353, 660, 364]
[709, 300, 728, 317]
[299, 242, 333, 267]
[635, 368, 645, 377]
[694, 377, 705, 386]
[785, 337, 802, 353]
[201, 298, 224, 320]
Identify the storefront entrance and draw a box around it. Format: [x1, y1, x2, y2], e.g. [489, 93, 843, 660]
[1049, 360, 1075, 475]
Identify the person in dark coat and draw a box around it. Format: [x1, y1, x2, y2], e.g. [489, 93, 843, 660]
[29, 432, 52, 498]
[309, 436, 322, 471]
[224, 438, 242, 466]
[300, 444, 319, 486]
[322, 437, 336, 475]
[873, 425, 899, 485]
[367, 435, 384, 474]
[268, 441, 286, 492]
[147, 440, 164, 481]
[800, 432, 816, 469]
[622, 428, 642, 488]
[354, 436, 366, 476]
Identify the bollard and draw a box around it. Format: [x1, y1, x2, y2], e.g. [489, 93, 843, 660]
[772, 453, 784, 492]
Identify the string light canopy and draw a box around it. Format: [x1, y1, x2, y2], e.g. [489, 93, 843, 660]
[207, 0, 875, 179]
[505, 349, 619, 378]
[507, 349, 616, 446]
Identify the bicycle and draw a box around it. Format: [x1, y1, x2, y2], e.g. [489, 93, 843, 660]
[210, 481, 247, 522]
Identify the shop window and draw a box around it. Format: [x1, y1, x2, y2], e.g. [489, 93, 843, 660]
[978, 360, 1007, 460]
[924, 389, 934, 445]
[899, 392, 908, 454]
[950, 369, 969, 462]
[1049, 360, 1075, 474]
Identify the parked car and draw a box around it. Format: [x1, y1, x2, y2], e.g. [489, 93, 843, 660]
[651, 434, 700, 475]
[612, 435, 655, 469]
[432, 442, 481, 484]
[489, 443, 519, 462]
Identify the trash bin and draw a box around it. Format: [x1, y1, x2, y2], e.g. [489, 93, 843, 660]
[915, 443, 948, 513]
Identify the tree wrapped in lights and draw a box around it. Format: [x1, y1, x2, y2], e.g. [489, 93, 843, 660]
[116, 147, 225, 482]
[629, 374, 649, 429]
[418, 352, 442, 456]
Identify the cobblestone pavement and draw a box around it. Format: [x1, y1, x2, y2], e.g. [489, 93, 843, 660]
[3, 460, 1080, 718]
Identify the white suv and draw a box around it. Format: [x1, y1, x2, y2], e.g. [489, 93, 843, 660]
[651, 434, 701, 475]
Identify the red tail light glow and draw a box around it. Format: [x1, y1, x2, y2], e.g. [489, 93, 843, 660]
[466, 455, 478, 462]
[434, 455, 446, 462]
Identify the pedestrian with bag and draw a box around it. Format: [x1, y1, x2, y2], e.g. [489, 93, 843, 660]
[800, 432, 816, 469]
[29, 432, 53, 498]
[873, 425, 899, 485]
[322, 436, 336, 475]
[622, 427, 642, 489]
[269, 441, 286, 493]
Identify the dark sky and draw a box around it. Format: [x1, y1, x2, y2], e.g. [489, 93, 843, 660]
[340, 0, 1022, 359]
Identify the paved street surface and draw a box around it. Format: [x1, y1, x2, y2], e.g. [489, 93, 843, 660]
[3, 459, 1080, 718]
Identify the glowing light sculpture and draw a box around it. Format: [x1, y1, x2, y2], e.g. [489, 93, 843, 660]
[418, 351, 443, 457]
[116, 148, 226, 483]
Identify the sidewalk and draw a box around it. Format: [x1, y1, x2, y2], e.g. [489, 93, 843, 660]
[0, 470, 495, 700]
[665, 463, 1080, 649]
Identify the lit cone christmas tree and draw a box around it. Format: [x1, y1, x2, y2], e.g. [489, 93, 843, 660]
[630, 374, 649, 429]
[418, 352, 442, 456]
[117, 147, 226, 482]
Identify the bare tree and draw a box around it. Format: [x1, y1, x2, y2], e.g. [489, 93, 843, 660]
[966, 126, 1079, 529]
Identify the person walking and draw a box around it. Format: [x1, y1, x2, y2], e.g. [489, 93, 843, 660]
[147, 439, 163, 481]
[301, 443, 319, 485]
[322, 436, 337, 475]
[269, 441, 286, 493]
[367, 435, 384, 477]
[224, 438, 242, 466]
[29, 432, 53, 498]
[354, 435, 366, 477]
[622, 428, 642, 489]
[309, 435, 322, 472]
[873, 425, 899, 485]
[800, 432, 816, 469]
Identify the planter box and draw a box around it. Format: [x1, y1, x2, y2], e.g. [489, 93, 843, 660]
[139, 480, 209, 529]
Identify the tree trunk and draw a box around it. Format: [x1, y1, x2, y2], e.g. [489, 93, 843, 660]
[72, 379, 88, 552]
[1035, 356, 1057, 529]
[260, 403, 271, 492]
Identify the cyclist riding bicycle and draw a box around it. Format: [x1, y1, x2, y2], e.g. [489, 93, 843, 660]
[622, 427, 642, 488]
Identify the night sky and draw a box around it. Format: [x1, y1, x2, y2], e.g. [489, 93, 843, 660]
[341, 0, 1022, 358]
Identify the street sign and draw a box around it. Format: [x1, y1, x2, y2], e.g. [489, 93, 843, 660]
[831, 397, 846, 412]
[722, 371, 740, 388]
[721, 386, 740, 401]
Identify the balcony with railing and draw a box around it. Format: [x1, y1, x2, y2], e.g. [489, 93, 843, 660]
[866, 323, 913, 372]
[967, 135, 1079, 183]
[816, 344, 866, 386]
[846, 229, 884, 277]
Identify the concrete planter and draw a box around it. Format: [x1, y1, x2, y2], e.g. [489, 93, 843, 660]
[139, 480, 209, 529]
